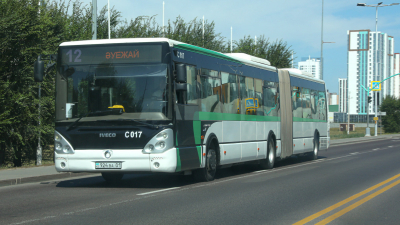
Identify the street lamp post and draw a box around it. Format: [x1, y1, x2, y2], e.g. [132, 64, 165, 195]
[321, 0, 335, 80]
[357, 2, 399, 136]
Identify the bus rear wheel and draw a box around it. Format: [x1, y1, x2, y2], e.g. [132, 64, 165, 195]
[309, 135, 319, 160]
[194, 148, 217, 182]
[260, 137, 275, 169]
[101, 172, 124, 184]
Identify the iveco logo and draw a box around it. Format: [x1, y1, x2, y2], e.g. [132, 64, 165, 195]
[99, 133, 116, 138]
[104, 150, 112, 159]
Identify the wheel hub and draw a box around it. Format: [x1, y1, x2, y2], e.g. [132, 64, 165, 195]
[207, 150, 217, 171]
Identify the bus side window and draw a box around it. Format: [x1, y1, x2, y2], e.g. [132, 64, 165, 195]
[263, 81, 278, 117]
[318, 91, 326, 121]
[221, 72, 239, 114]
[302, 88, 311, 119]
[311, 89, 319, 120]
[239, 76, 255, 115]
[254, 79, 263, 116]
[199, 69, 222, 113]
[292, 86, 302, 119]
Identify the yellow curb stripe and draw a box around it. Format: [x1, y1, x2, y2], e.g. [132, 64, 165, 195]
[293, 173, 400, 225]
[316, 178, 400, 225]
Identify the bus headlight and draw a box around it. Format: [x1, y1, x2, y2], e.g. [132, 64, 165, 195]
[55, 142, 62, 151]
[142, 129, 173, 154]
[144, 144, 154, 153]
[63, 145, 72, 153]
[157, 132, 168, 140]
[55, 134, 61, 142]
[155, 141, 166, 150]
[54, 131, 75, 154]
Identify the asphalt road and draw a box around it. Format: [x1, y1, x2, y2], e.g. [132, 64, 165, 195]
[1, 137, 400, 225]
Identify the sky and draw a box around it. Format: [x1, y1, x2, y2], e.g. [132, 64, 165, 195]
[79, 0, 400, 93]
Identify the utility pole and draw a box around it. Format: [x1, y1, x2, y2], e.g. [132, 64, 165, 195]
[230, 27, 232, 53]
[92, 0, 97, 40]
[320, 0, 324, 80]
[37, 83, 42, 165]
[108, 0, 110, 39]
[203, 16, 205, 47]
[347, 91, 351, 135]
[163, 1, 165, 37]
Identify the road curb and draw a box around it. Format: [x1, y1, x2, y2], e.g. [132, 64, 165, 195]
[0, 172, 94, 187]
[330, 134, 400, 146]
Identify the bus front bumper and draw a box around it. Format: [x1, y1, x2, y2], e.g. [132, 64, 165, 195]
[54, 148, 177, 173]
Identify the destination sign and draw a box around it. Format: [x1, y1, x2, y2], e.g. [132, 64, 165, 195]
[60, 45, 162, 65]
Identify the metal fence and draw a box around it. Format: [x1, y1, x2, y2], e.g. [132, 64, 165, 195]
[334, 113, 376, 123]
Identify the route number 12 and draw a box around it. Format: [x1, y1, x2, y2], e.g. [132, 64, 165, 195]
[66, 49, 82, 63]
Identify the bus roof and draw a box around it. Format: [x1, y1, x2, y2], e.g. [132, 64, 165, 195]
[280, 68, 325, 85]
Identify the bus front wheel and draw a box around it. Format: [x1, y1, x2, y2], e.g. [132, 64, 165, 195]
[194, 148, 217, 182]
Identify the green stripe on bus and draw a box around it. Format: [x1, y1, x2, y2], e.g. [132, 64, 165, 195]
[193, 120, 201, 145]
[175, 148, 181, 172]
[175, 44, 242, 64]
[196, 146, 202, 165]
[194, 111, 280, 121]
[292, 117, 327, 122]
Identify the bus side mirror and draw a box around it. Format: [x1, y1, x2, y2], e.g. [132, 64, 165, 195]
[176, 64, 187, 83]
[34, 60, 44, 82]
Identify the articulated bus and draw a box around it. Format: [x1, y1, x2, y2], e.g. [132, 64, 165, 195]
[34, 38, 329, 183]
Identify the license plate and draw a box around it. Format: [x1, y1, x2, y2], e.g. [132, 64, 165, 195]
[95, 162, 122, 169]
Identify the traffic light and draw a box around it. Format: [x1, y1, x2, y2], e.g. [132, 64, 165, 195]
[368, 96, 372, 104]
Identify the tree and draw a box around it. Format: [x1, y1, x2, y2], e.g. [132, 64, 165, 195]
[380, 96, 400, 133]
[164, 16, 227, 52]
[233, 35, 293, 68]
[0, 0, 61, 166]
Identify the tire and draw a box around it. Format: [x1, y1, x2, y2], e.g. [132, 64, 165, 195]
[260, 137, 275, 169]
[309, 135, 319, 160]
[194, 148, 217, 182]
[101, 172, 124, 184]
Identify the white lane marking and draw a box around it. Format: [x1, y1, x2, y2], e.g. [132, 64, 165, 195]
[10, 216, 56, 225]
[350, 152, 359, 155]
[137, 187, 180, 196]
[388, 146, 393, 148]
[373, 148, 380, 151]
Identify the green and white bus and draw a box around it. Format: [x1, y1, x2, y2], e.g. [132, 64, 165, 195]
[34, 38, 329, 182]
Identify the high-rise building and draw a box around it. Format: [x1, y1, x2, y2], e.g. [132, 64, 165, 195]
[347, 30, 395, 115]
[339, 78, 348, 112]
[328, 93, 339, 105]
[298, 57, 321, 80]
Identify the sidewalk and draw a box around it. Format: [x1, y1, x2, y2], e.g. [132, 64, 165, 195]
[1, 134, 400, 187]
[0, 165, 93, 187]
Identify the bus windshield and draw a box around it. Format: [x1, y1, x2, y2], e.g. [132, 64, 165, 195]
[59, 63, 169, 122]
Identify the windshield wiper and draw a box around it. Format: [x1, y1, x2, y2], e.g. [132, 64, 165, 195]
[66, 109, 123, 131]
[97, 119, 159, 130]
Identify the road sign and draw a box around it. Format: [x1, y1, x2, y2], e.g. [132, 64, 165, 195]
[378, 112, 386, 116]
[371, 81, 381, 91]
[373, 117, 379, 121]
